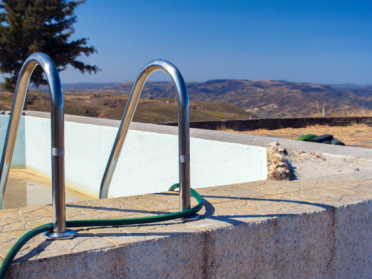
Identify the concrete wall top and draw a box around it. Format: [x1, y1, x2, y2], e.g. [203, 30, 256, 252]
[2, 170, 372, 278]
[158, 116, 372, 131]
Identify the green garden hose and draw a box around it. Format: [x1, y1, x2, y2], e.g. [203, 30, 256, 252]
[0, 184, 203, 279]
[298, 134, 318, 141]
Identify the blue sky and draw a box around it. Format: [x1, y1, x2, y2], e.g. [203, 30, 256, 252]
[5, 0, 372, 84]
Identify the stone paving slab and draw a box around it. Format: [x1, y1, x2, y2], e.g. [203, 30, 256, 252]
[1, 170, 372, 267]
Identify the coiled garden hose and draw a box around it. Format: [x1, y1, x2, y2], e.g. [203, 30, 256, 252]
[0, 184, 203, 279]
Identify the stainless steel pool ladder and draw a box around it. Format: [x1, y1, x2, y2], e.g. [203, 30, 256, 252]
[99, 60, 197, 217]
[0, 53, 75, 239]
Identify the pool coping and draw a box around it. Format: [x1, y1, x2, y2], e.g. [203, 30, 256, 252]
[24, 110, 372, 161]
[1, 169, 372, 278]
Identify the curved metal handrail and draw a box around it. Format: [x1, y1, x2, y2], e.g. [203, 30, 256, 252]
[99, 60, 191, 211]
[0, 53, 74, 239]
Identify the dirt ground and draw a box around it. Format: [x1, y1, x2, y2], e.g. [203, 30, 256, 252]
[225, 124, 372, 149]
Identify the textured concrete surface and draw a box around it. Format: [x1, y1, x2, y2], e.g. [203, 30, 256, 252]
[287, 150, 372, 181]
[1, 170, 372, 278]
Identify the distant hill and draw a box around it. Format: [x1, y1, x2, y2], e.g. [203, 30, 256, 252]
[328, 83, 372, 89]
[328, 84, 372, 97]
[0, 91, 253, 123]
[30, 82, 120, 91]
[62, 83, 119, 90]
[79, 80, 372, 117]
[28, 79, 372, 118]
[181, 80, 372, 117]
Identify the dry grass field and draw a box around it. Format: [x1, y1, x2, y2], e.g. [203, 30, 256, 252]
[223, 124, 372, 149]
[0, 91, 252, 123]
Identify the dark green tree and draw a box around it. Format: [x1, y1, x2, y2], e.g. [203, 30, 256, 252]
[0, 0, 99, 93]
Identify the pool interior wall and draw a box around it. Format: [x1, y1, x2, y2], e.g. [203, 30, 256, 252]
[0, 114, 268, 198]
[4, 169, 92, 209]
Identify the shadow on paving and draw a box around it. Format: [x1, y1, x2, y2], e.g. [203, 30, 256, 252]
[16, 193, 334, 262]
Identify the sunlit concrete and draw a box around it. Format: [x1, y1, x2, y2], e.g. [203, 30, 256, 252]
[1, 171, 372, 278]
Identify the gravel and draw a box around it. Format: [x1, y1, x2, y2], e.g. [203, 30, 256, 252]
[286, 150, 372, 180]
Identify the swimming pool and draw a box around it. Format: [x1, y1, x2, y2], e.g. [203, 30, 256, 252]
[0, 112, 268, 200]
[4, 169, 92, 209]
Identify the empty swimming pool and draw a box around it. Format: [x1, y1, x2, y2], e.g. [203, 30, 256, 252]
[4, 169, 92, 209]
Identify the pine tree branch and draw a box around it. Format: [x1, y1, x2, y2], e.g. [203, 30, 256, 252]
[0, 0, 98, 92]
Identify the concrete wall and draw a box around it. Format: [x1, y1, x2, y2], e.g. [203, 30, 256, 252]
[0, 116, 26, 167]
[0, 115, 267, 198]
[7, 201, 372, 278]
[159, 116, 372, 131]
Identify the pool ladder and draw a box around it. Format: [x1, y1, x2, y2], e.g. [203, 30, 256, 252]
[99, 59, 192, 212]
[0, 53, 196, 239]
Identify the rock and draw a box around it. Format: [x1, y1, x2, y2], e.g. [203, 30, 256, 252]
[267, 142, 290, 181]
[268, 142, 279, 147]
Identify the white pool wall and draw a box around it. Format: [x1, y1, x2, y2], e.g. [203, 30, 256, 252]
[1, 115, 268, 198]
[0, 116, 26, 167]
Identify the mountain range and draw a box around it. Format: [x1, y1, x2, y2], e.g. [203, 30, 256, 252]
[32, 80, 372, 118]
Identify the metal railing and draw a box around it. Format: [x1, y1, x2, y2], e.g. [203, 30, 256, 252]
[99, 60, 192, 212]
[0, 57, 195, 238]
[0, 53, 75, 239]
